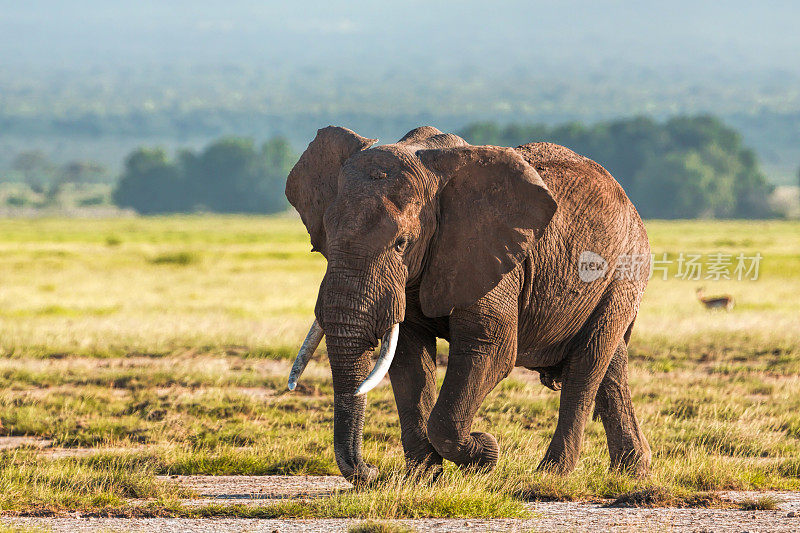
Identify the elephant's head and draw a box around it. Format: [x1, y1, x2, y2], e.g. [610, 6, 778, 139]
[284, 126, 556, 482]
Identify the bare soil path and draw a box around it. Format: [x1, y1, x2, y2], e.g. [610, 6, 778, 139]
[4, 476, 800, 532]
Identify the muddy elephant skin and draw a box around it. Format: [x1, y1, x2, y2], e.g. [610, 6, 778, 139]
[285, 126, 651, 483]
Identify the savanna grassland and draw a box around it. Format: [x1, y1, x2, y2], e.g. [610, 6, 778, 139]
[0, 216, 798, 519]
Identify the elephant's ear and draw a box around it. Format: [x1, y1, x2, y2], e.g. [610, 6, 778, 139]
[416, 146, 557, 317]
[285, 126, 377, 256]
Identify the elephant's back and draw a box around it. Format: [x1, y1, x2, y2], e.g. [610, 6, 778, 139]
[514, 142, 645, 250]
[515, 142, 633, 214]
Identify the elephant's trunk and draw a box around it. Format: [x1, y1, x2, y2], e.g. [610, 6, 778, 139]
[304, 264, 404, 483]
[325, 331, 379, 484]
[332, 390, 377, 483]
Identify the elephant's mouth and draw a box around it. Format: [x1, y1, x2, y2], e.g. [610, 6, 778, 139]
[287, 320, 399, 395]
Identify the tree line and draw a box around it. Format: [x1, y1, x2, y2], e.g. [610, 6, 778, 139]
[7, 151, 111, 188]
[2, 115, 788, 218]
[113, 137, 295, 214]
[458, 115, 776, 219]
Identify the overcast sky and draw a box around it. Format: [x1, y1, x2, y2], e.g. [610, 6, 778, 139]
[2, 1, 799, 76]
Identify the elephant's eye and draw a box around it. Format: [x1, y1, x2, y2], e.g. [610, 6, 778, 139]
[393, 236, 409, 253]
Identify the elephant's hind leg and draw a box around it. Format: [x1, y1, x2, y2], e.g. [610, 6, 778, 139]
[537, 286, 637, 474]
[593, 339, 651, 476]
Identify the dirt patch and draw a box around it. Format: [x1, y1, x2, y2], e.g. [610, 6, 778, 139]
[529, 499, 800, 532]
[163, 475, 351, 504]
[0, 436, 53, 450]
[5, 508, 800, 533]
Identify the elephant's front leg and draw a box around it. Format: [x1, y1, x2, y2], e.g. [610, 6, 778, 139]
[426, 280, 518, 471]
[388, 324, 442, 476]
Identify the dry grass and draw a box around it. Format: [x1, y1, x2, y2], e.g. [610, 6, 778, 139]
[0, 216, 798, 517]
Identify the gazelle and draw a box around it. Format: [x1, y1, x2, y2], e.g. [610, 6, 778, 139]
[696, 287, 734, 311]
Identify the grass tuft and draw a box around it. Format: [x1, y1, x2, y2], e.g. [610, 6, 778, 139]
[257, 470, 529, 519]
[349, 521, 415, 533]
[605, 486, 725, 508]
[147, 251, 200, 265]
[0, 454, 186, 514]
[0, 525, 49, 533]
[738, 496, 779, 511]
[164, 452, 337, 476]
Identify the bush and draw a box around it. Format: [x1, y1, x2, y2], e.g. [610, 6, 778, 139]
[113, 148, 188, 214]
[112, 137, 296, 214]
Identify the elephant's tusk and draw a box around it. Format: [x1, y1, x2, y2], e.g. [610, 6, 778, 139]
[355, 323, 400, 396]
[288, 320, 324, 391]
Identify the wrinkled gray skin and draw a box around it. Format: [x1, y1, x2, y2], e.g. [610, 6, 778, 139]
[286, 126, 651, 483]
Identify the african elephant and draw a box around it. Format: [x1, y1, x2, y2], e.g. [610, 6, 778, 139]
[285, 126, 651, 483]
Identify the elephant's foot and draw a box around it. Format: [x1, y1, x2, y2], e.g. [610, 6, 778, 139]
[460, 432, 500, 471]
[428, 428, 500, 471]
[404, 441, 444, 481]
[342, 462, 379, 486]
[599, 417, 652, 477]
[536, 441, 580, 475]
[610, 442, 652, 477]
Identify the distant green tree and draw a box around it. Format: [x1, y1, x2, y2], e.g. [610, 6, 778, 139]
[112, 148, 187, 214]
[661, 116, 773, 218]
[260, 137, 296, 213]
[729, 147, 773, 218]
[191, 137, 261, 212]
[459, 115, 775, 219]
[634, 151, 719, 218]
[112, 136, 297, 214]
[57, 160, 109, 185]
[594, 117, 665, 191]
[11, 150, 55, 189]
[458, 122, 502, 145]
[188, 137, 292, 213]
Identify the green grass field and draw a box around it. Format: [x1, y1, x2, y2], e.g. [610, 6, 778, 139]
[0, 216, 799, 518]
